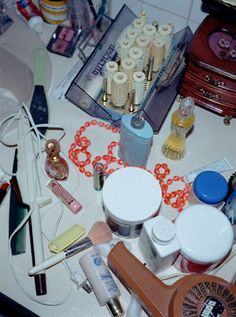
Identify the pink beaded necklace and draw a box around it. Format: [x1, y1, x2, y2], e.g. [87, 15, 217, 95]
[68, 119, 191, 212]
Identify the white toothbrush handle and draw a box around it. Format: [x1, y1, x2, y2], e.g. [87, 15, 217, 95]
[28, 252, 66, 276]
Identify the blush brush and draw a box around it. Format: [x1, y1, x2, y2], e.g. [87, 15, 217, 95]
[28, 221, 112, 276]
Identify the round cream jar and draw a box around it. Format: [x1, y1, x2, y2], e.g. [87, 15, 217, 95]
[102, 167, 162, 238]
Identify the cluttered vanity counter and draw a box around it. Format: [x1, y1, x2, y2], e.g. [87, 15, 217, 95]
[0, 5, 236, 317]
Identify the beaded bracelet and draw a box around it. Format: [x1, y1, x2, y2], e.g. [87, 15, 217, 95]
[68, 119, 190, 212]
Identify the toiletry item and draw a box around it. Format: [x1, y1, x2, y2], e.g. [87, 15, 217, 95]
[93, 162, 104, 191]
[108, 241, 236, 317]
[80, 250, 124, 317]
[45, 139, 69, 181]
[158, 23, 173, 57]
[104, 61, 119, 95]
[67, 0, 95, 32]
[0, 0, 13, 34]
[28, 221, 112, 275]
[183, 156, 232, 183]
[223, 190, 236, 243]
[47, 25, 82, 58]
[118, 114, 153, 167]
[30, 47, 49, 135]
[132, 71, 147, 106]
[151, 36, 165, 72]
[139, 215, 180, 273]
[162, 97, 195, 160]
[39, 0, 67, 25]
[188, 170, 228, 206]
[48, 224, 85, 253]
[111, 71, 128, 108]
[0, 181, 10, 204]
[174, 204, 233, 273]
[47, 179, 82, 214]
[102, 167, 162, 238]
[15, 0, 43, 33]
[66, 0, 80, 31]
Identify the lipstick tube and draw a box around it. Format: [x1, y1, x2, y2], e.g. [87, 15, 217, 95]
[47, 179, 82, 214]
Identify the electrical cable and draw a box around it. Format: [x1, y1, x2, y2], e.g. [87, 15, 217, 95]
[0, 103, 84, 306]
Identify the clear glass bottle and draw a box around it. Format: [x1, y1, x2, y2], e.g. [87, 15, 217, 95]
[162, 97, 195, 160]
[45, 139, 69, 181]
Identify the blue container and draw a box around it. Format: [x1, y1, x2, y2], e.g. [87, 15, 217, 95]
[193, 171, 228, 205]
[118, 114, 153, 167]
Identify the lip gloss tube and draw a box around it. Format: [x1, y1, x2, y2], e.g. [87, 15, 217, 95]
[47, 179, 82, 214]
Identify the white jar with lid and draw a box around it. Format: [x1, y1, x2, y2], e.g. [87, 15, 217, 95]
[102, 167, 162, 238]
[139, 215, 180, 273]
[174, 204, 234, 273]
[188, 170, 228, 207]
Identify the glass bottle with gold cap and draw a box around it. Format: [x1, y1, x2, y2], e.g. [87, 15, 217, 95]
[45, 139, 69, 180]
[162, 97, 195, 160]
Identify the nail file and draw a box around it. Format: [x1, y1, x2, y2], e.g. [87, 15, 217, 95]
[30, 47, 49, 134]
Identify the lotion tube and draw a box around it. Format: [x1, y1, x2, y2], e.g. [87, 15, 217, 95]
[79, 250, 124, 317]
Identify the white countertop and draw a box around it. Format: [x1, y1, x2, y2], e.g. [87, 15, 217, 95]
[0, 10, 236, 317]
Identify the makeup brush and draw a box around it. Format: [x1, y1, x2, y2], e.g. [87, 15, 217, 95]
[28, 221, 112, 276]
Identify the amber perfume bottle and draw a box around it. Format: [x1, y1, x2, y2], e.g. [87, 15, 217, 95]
[162, 97, 195, 160]
[45, 139, 69, 180]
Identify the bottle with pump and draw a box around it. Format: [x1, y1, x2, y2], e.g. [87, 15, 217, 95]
[139, 215, 180, 273]
[162, 97, 195, 160]
[45, 139, 69, 181]
[79, 250, 124, 317]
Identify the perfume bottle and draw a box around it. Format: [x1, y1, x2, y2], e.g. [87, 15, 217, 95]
[162, 97, 195, 160]
[45, 139, 69, 180]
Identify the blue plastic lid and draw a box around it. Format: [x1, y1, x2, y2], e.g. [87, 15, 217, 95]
[193, 171, 228, 204]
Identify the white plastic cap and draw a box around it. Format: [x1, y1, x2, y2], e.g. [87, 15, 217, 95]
[152, 215, 176, 244]
[28, 16, 44, 34]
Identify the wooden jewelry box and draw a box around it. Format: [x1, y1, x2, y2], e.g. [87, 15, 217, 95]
[180, 15, 236, 124]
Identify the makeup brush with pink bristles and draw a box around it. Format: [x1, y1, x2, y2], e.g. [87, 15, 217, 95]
[28, 221, 112, 276]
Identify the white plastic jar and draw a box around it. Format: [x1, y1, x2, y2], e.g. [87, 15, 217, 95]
[188, 171, 228, 207]
[102, 167, 162, 238]
[174, 204, 233, 273]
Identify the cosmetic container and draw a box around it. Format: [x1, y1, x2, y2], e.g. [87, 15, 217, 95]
[39, 0, 67, 25]
[79, 250, 124, 317]
[15, 0, 43, 33]
[93, 162, 104, 191]
[118, 114, 153, 167]
[188, 170, 228, 207]
[174, 204, 233, 273]
[139, 215, 180, 273]
[102, 167, 162, 238]
[45, 139, 69, 181]
[47, 179, 82, 214]
[223, 190, 236, 243]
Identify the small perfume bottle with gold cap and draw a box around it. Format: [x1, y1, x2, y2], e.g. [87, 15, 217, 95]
[45, 139, 69, 180]
[162, 97, 195, 160]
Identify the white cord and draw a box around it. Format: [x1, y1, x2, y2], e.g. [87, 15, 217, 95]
[0, 103, 80, 305]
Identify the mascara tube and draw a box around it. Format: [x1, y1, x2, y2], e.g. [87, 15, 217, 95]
[47, 179, 82, 214]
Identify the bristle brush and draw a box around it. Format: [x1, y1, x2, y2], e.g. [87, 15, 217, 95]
[28, 221, 112, 276]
